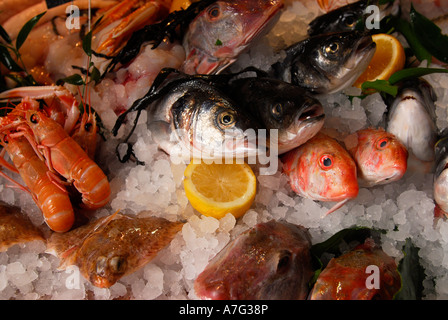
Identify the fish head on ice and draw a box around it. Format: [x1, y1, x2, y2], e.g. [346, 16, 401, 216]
[310, 238, 401, 300]
[228, 77, 325, 154]
[345, 128, 408, 187]
[170, 81, 265, 160]
[282, 133, 359, 206]
[276, 30, 376, 94]
[181, 0, 284, 74]
[386, 78, 438, 162]
[194, 220, 314, 300]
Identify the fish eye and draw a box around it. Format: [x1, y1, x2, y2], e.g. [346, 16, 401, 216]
[84, 122, 93, 132]
[29, 113, 39, 124]
[2, 135, 8, 144]
[376, 138, 389, 150]
[271, 103, 283, 118]
[218, 111, 236, 129]
[343, 14, 357, 28]
[319, 154, 334, 170]
[325, 42, 339, 55]
[276, 251, 292, 274]
[109, 256, 127, 274]
[207, 4, 221, 21]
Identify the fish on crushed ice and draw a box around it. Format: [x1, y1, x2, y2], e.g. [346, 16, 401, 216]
[0, 200, 45, 252]
[46, 211, 184, 288]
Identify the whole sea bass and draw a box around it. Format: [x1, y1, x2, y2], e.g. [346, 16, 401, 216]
[194, 220, 314, 300]
[181, 0, 284, 74]
[271, 30, 376, 94]
[46, 211, 184, 288]
[226, 77, 325, 154]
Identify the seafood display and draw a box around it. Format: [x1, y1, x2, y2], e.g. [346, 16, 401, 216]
[194, 220, 314, 300]
[1, 0, 448, 302]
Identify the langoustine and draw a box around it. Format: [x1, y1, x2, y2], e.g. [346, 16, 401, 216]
[46, 211, 184, 288]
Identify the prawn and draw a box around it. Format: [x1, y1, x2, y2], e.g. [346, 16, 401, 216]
[21, 109, 110, 210]
[0, 130, 75, 233]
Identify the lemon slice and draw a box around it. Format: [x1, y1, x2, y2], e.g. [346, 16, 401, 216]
[353, 33, 406, 88]
[183, 161, 257, 219]
[169, 0, 193, 12]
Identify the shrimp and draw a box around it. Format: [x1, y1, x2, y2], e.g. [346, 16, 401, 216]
[0, 130, 75, 233]
[20, 109, 111, 210]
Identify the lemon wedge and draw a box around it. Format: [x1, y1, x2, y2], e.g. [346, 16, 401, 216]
[183, 161, 257, 219]
[354, 33, 406, 88]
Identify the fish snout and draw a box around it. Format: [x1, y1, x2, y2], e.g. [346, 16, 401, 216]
[297, 103, 325, 123]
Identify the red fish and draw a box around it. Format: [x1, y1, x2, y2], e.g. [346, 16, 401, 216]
[194, 220, 314, 300]
[344, 128, 408, 187]
[46, 211, 183, 288]
[181, 0, 284, 74]
[309, 238, 401, 300]
[282, 133, 359, 214]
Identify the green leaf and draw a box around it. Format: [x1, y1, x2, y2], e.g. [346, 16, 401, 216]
[393, 16, 433, 63]
[389, 67, 448, 85]
[394, 238, 425, 300]
[16, 12, 46, 51]
[410, 4, 448, 63]
[0, 45, 23, 72]
[215, 39, 222, 46]
[361, 79, 398, 96]
[56, 73, 85, 86]
[0, 25, 11, 44]
[89, 65, 101, 84]
[82, 30, 93, 57]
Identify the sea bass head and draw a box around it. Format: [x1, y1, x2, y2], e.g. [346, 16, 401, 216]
[194, 220, 314, 300]
[227, 77, 325, 154]
[310, 238, 401, 300]
[272, 30, 375, 94]
[345, 128, 408, 187]
[149, 77, 264, 160]
[181, 0, 284, 74]
[307, 0, 397, 36]
[282, 133, 359, 213]
[385, 78, 438, 162]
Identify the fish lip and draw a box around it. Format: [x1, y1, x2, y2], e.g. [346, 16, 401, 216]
[297, 103, 325, 122]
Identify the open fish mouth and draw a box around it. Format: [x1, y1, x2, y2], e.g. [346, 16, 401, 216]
[298, 103, 325, 122]
[347, 34, 376, 70]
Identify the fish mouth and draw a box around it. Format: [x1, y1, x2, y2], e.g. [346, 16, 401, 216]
[277, 104, 325, 154]
[298, 103, 325, 122]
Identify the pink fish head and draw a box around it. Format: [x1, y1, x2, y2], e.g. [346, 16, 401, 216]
[346, 128, 408, 187]
[181, 0, 284, 74]
[282, 133, 359, 204]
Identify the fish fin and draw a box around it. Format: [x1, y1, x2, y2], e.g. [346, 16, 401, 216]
[325, 198, 351, 215]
